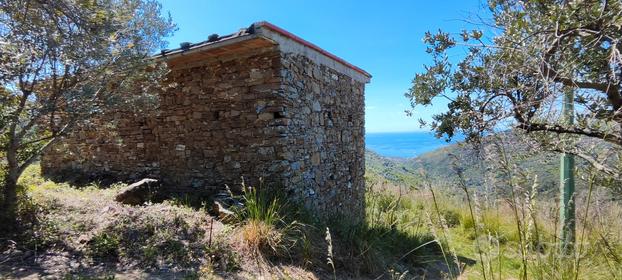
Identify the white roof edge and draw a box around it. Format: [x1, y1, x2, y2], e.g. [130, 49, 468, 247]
[255, 25, 371, 84]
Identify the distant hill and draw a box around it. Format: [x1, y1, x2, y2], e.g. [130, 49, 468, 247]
[366, 132, 572, 196]
[365, 150, 421, 187]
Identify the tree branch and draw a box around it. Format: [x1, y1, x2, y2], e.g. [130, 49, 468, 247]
[550, 147, 622, 181]
[540, 28, 622, 110]
[17, 136, 60, 176]
[517, 121, 622, 146]
[16, 123, 69, 175]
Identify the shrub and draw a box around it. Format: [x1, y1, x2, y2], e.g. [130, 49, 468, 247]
[460, 209, 518, 243]
[0, 180, 61, 251]
[88, 232, 120, 260]
[441, 209, 461, 227]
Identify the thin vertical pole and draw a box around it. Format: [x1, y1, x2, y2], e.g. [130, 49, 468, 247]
[560, 89, 575, 251]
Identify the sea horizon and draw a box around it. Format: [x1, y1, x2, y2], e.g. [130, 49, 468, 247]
[365, 131, 463, 158]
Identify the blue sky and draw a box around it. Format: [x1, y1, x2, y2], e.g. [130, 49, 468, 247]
[158, 0, 485, 133]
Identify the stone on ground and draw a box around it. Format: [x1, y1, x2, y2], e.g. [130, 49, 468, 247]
[114, 178, 159, 205]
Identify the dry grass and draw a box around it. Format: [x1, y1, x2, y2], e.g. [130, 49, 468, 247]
[1, 165, 239, 279]
[364, 169, 622, 280]
[231, 182, 305, 263]
[0, 165, 324, 279]
[417, 183, 622, 280]
[10, 162, 618, 279]
[238, 219, 284, 256]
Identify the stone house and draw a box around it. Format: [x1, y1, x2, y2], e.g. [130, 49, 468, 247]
[42, 21, 371, 218]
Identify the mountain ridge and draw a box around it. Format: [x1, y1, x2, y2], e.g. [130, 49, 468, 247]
[365, 133, 565, 194]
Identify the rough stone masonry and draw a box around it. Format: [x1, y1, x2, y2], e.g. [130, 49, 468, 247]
[42, 21, 371, 219]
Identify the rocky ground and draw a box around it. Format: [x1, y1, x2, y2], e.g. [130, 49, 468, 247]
[0, 170, 323, 279]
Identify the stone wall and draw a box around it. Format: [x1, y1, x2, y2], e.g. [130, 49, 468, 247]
[42, 112, 161, 181]
[278, 53, 366, 217]
[154, 46, 289, 190]
[44, 46, 286, 189]
[42, 45, 365, 219]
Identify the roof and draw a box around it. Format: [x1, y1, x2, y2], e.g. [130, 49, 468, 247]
[155, 21, 371, 81]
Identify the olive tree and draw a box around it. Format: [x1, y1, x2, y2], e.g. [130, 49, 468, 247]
[407, 0, 622, 181]
[0, 0, 174, 227]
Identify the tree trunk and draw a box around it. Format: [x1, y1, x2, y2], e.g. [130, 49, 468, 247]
[1, 146, 20, 231]
[1, 173, 18, 229]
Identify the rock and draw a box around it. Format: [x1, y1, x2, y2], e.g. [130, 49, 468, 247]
[77, 234, 90, 244]
[114, 178, 159, 205]
[311, 153, 321, 166]
[210, 191, 243, 223]
[212, 201, 236, 223]
[257, 112, 274, 121]
[21, 250, 33, 260]
[312, 100, 322, 112]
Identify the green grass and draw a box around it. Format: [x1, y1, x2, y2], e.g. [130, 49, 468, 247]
[237, 181, 284, 225]
[364, 165, 622, 279]
[88, 232, 120, 260]
[418, 189, 621, 279]
[332, 175, 445, 276]
[6, 163, 622, 279]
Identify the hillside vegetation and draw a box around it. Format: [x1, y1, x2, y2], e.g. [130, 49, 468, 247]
[366, 132, 585, 197]
[365, 136, 622, 279]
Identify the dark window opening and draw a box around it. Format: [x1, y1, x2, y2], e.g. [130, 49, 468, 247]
[274, 111, 285, 119]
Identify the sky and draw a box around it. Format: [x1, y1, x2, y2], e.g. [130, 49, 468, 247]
[158, 0, 486, 133]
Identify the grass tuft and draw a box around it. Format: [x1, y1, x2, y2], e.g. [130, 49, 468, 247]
[234, 181, 300, 258]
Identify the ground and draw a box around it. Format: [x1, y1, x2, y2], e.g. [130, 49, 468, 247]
[8, 160, 616, 279]
[0, 165, 451, 279]
[0, 166, 320, 279]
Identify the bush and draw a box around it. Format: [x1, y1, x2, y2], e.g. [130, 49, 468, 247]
[441, 209, 461, 227]
[0, 180, 61, 251]
[88, 232, 120, 260]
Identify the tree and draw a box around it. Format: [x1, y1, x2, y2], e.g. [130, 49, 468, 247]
[0, 0, 175, 227]
[407, 0, 622, 181]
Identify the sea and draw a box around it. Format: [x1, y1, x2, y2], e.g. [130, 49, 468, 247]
[365, 131, 463, 158]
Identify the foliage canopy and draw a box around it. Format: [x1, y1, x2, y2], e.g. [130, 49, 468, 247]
[407, 0, 622, 180]
[0, 0, 175, 225]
